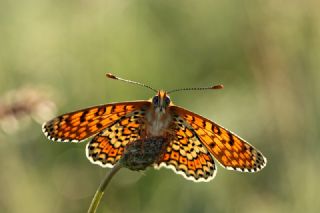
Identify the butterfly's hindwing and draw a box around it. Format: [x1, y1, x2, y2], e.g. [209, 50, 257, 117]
[154, 116, 216, 182]
[86, 109, 146, 167]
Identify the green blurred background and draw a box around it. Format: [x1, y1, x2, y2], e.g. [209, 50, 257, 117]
[1, 1, 319, 213]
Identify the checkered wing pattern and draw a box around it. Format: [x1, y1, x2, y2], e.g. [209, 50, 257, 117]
[42, 101, 150, 143]
[86, 109, 146, 168]
[171, 106, 266, 172]
[154, 115, 216, 182]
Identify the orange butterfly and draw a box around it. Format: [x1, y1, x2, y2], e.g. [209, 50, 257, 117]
[42, 73, 266, 182]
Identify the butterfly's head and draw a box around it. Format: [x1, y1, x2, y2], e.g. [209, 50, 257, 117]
[152, 90, 171, 114]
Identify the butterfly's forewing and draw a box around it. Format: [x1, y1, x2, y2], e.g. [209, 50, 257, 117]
[154, 116, 216, 182]
[171, 106, 267, 172]
[86, 109, 146, 168]
[42, 101, 150, 142]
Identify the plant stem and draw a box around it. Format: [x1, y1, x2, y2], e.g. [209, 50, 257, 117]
[88, 163, 122, 213]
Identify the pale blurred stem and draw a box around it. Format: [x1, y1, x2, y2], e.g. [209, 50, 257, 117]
[88, 163, 122, 213]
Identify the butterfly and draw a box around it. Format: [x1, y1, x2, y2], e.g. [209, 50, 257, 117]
[42, 73, 267, 182]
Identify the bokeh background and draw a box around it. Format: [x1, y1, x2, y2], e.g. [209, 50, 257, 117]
[1, 1, 319, 213]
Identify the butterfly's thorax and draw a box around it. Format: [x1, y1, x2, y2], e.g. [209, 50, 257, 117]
[145, 106, 172, 137]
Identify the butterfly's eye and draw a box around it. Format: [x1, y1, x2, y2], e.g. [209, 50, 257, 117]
[164, 96, 171, 106]
[152, 96, 159, 106]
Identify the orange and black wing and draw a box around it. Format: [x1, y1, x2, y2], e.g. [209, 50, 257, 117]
[154, 116, 216, 182]
[86, 109, 146, 168]
[42, 101, 150, 143]
[171, 105, 267, 172]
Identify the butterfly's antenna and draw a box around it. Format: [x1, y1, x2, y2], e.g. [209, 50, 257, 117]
[167, 84, 224, 94]
[106, 73, 158, 93]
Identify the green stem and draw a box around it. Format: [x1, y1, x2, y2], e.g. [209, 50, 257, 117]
[87, 163, 122, 213]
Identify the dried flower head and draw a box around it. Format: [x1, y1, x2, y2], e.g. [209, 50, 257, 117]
[120, 137, 168, 171]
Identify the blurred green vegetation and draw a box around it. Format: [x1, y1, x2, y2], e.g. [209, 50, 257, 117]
[1, 1, 320, 213]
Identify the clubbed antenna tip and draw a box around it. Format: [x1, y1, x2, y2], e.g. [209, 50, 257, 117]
[212, 84, 224, 89]
[106, 73, 117, 80]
